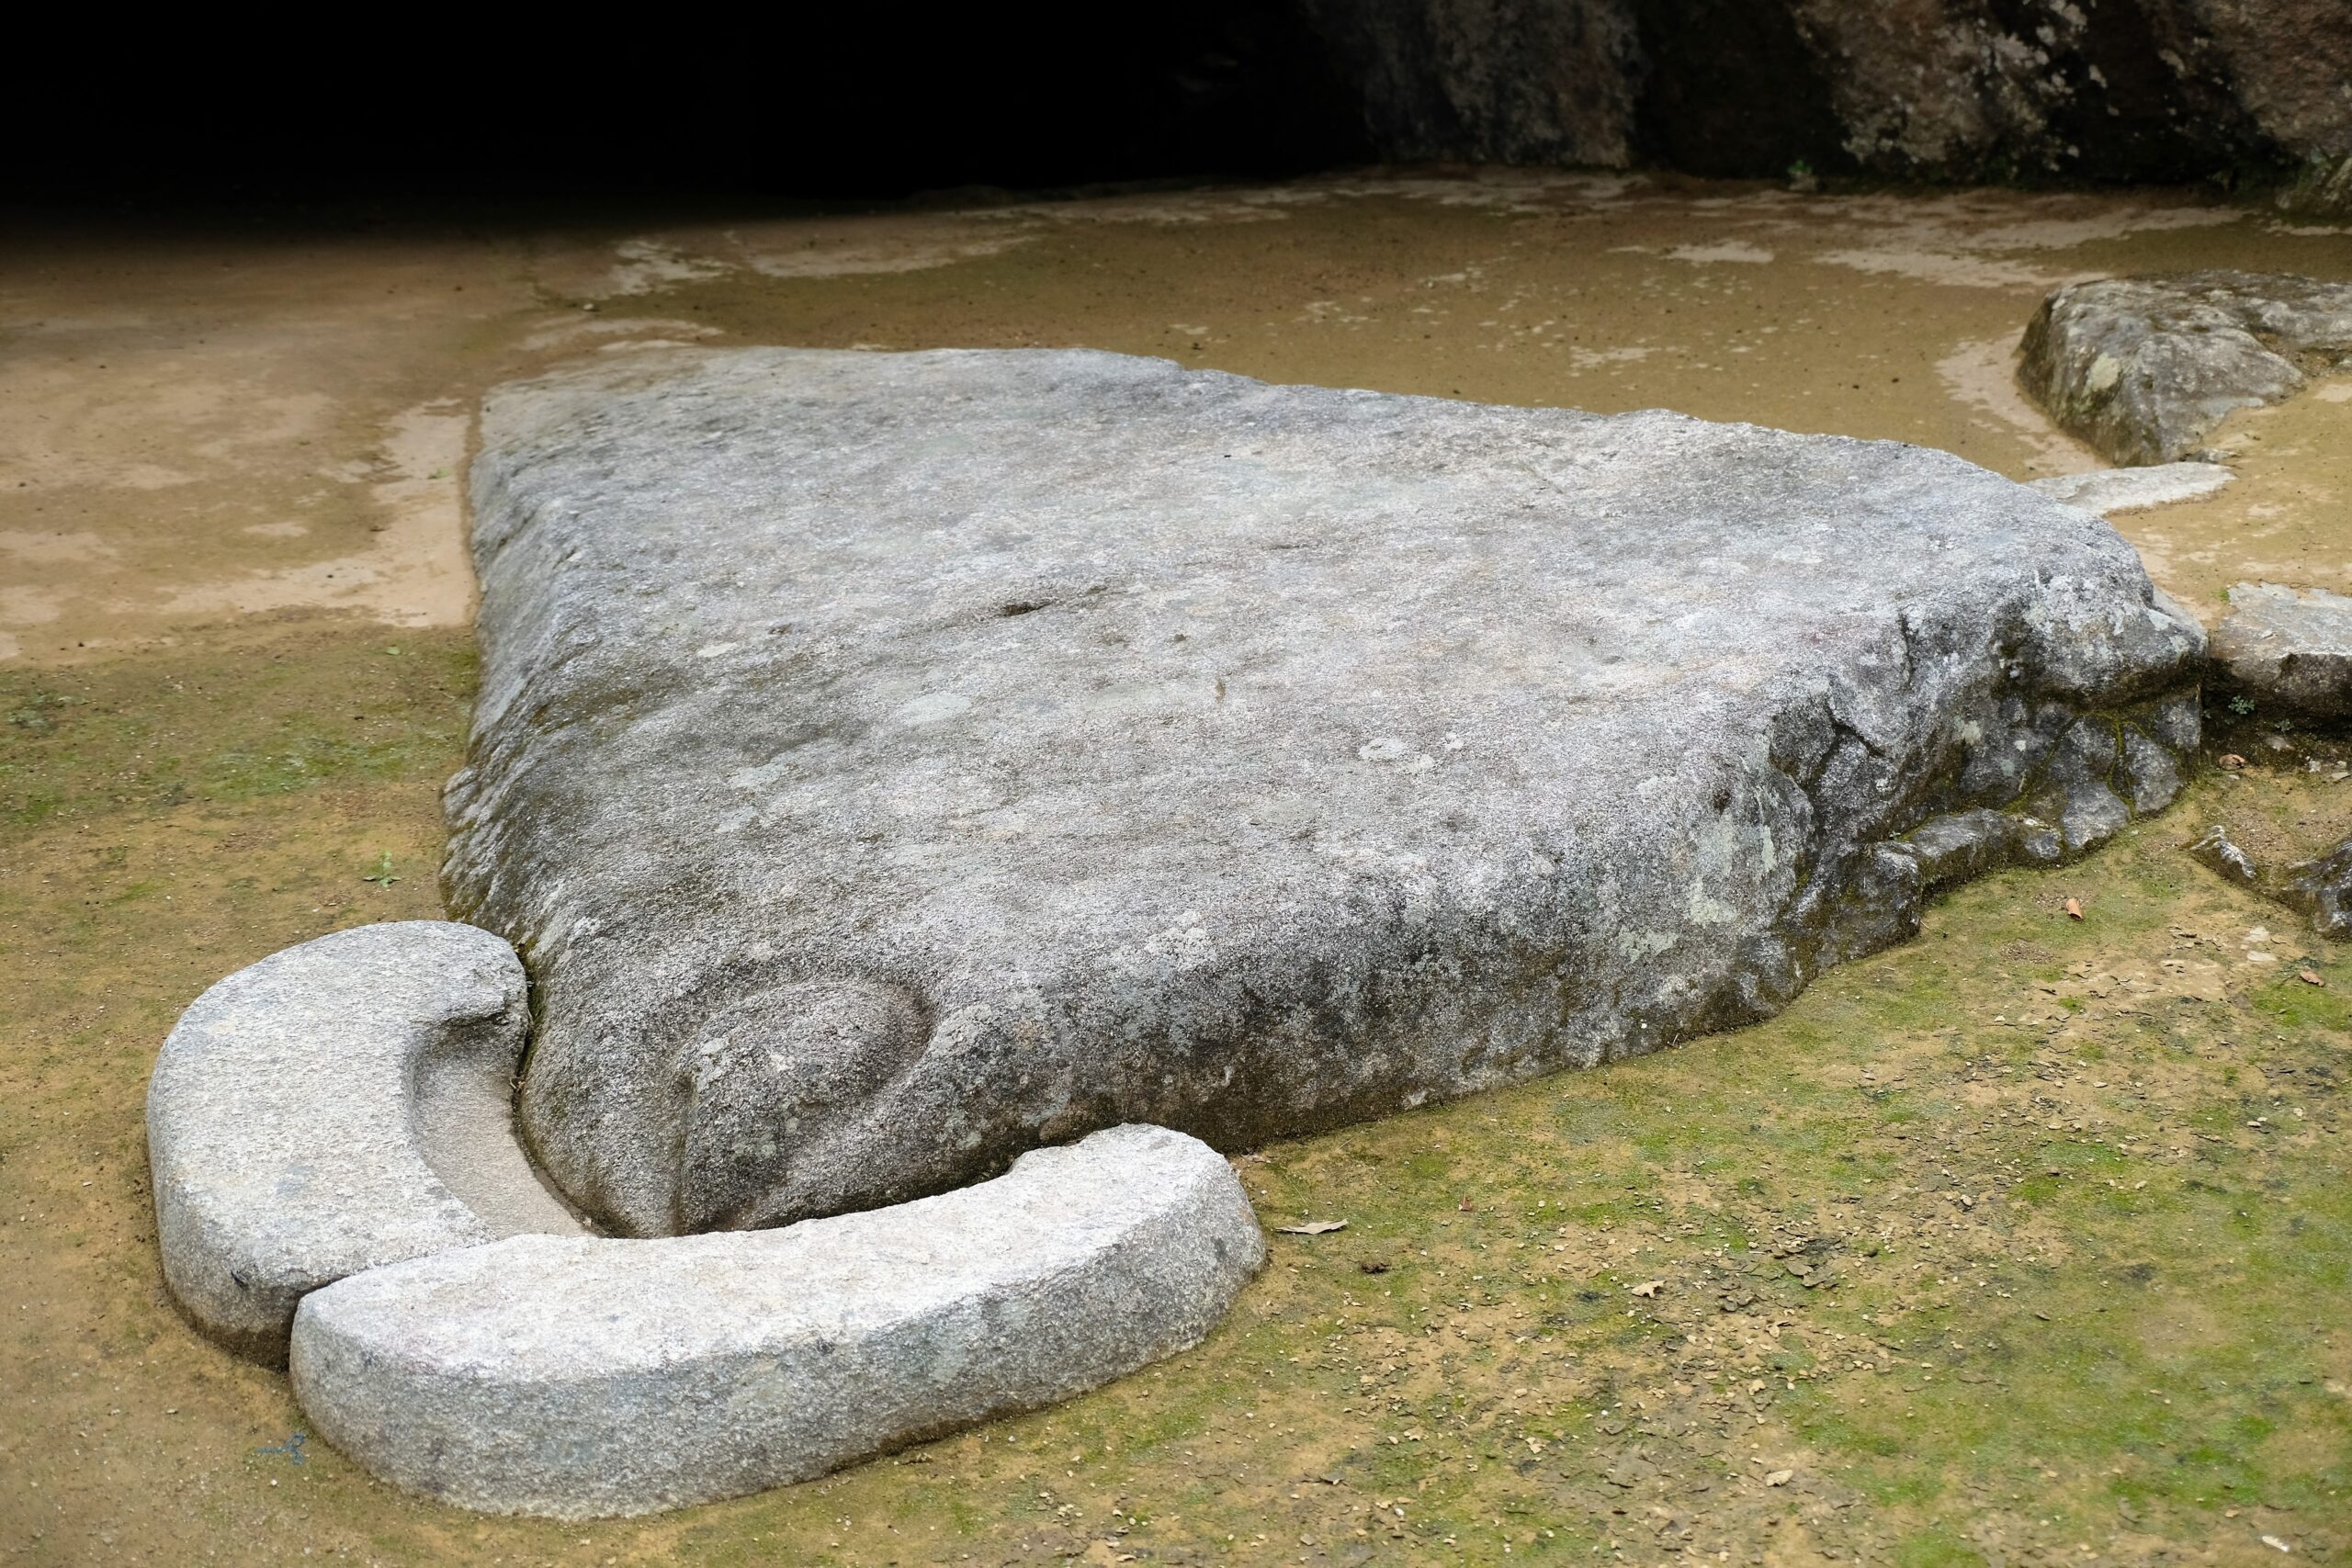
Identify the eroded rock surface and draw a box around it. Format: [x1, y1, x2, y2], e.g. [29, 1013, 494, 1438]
[2185, 821, 2352, 942]
[2187, 824, 2263, 892]
[2281, 839, 2352, 940]
[2020, 272, 2352, 466]
[2211, 581, 2352, 721]
[289, 1124, 1261, 1518]
[1298, 0, 2352, 184]
[451, 346, 2202, 1238]
[145, 922, 582, 1363]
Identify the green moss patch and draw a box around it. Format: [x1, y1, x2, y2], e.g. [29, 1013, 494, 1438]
[4, 633, 2346, 1566]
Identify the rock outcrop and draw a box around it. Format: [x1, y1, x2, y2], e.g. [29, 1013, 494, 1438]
[2280, 838, 2352, 939]
[1295, 0, 2352, 186]
[2187, 824, 2263, 892]
[451, 346, 2203, 1239]
[2186, 822, 2352, 941]
[290, 1124, 1261, 1518]
[144, 922, 582, 1362]
[2020, 272, 2352, 467]
[2281, 152, 2352, 218]
[2210, 581, 2352, 720]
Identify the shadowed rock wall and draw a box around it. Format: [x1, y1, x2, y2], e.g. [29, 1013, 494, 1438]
[1301, 0, 2352, 189]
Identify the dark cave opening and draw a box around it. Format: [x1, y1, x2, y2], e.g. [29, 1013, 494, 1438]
[4, 3, 2341, 208]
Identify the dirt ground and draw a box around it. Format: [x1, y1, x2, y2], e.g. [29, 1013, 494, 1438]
[3, 175, 2349, 1567]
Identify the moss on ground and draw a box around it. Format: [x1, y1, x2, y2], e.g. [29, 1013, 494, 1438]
[5, 632, 2349, 1568]
[0, 631, 475, 830]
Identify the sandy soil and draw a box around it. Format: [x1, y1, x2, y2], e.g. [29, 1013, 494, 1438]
[3, 175, 2349, 1567]
[4, 175, 2347, 667]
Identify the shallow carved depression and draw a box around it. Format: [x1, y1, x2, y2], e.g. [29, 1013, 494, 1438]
[144, 922, 582, 1364]
[445, 346, 2206, 1241]
[676, 977, 932, 1232]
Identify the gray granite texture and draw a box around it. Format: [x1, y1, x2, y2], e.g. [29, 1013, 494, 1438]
[450, 346, 2204, 1239]
[2281, 838, 2352, 940]
[145, 921, 582, 1363]
[2187, 825, 2264, 893]
[2019, 272, 2352, 466]
[2028, 462, 2233, 516]
[2210, 581, 2352, 721]
[289, 1123, 1261, 1518]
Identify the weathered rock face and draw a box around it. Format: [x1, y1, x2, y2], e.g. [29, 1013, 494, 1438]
[452, 347, 2201, 1239]
[2281, 838, 2352, 940]
[2019, 272, 2352, 467]
[1295, 0, 2352, 185]
[1295, 0, 1643, 168]
[2186, 822, 2352, 942]
[2281, 152, 2352, 219]
[2211, 581, 2352, 720]
[2187, 824, 2264, 891]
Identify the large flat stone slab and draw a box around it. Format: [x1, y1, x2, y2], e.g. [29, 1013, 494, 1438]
[450, 346, 2203, 1238]
[2019, 271, 2352, 466]
[2211, 581, 2352, 720]
[2028, 462, 2233, 516]
[146, 921, 582, 1362]
[289, 1123, 1261, 1517]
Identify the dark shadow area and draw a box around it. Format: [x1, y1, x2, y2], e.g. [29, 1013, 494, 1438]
[1630, 0, 1853, 178]
[7, 3, 2333, 215]
[2, 10, 1370, 208]
[1976, 0, 2269, 184]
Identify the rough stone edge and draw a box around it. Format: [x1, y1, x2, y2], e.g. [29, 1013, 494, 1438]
[2017, 274, 2352, 467]
[1894, 678, 2202, 905]
[288, 1125, 1265, 1518]
[144, 921, 563, 1365]
[2209, 581, 2352, 722]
